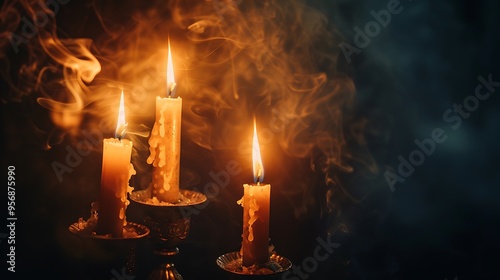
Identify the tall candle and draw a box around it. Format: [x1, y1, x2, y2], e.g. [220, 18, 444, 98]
[240, 120, 271, 267]
[97, 92, 135, 237]
[147, 40, 181, 203]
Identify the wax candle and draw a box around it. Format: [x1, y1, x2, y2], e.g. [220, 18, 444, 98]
[147, 40, 181, 203]
[240, 120, 271, 267]
[97, 92, 135, 237]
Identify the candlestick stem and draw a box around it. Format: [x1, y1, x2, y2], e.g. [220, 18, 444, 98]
[128, 189, 206, 280]
[150, 263, 183, 280]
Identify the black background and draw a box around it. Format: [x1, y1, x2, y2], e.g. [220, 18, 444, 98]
[1, 0, 500, 279]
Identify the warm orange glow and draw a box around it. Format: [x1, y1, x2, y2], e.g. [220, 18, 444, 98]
[252, 119, 264, 183]
[166, 39, 176, 96]
[115, 91, 127, 138]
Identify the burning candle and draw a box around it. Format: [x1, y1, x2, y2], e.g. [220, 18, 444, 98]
[147, 39, 182, 203]
[240, 120, 271, 267]
[96, 91, 135, 237]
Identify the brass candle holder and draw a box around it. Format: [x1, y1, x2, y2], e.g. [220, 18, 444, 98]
[128, 188, 207, 280]
[68, 206, 150, 277]
[216, 251, 292, 279]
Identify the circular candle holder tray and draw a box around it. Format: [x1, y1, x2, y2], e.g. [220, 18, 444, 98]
[128, 187, 207, 207]
[69, 219, 150, 240]
[68, 215, 150, 277]
[127, 188, 207, 280]
[128, 188, 207, 251]
[217, 251, 292, 279]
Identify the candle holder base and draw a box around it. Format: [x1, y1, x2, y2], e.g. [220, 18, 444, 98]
[128, 188, 207, 280]
[148, 263, 183, 280]
[68, 218, 150, 277]
[69, 220, 150, 240]
[216, 251, 292, 279]
[156, 247, 180, 257]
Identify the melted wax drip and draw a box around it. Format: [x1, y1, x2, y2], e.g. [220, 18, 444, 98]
[147, 102, 172, 192]
[238, 190, 260, 242]
[118, 163, 136, 223]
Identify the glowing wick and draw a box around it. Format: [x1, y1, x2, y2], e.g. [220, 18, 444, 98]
[115, 91, 127, 139]
[252, 118, 264, 184]
[166, 39, 176, 97]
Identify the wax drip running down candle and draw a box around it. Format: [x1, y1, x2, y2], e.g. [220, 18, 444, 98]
[147, 39, 182, 203]
[115, 92, 127, 139]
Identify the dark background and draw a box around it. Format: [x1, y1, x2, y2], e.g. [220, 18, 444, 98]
[1, 0, 500, 279]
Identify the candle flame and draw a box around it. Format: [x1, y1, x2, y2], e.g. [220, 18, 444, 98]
[115, 91, 127, 139]
[252, 119, 264, 183]
[166, 38, 176, 97]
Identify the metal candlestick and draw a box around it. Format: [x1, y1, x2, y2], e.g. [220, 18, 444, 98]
[69, 213, 150, 276]
[216, 251, 292, 279]
[128, 188, 207, 280]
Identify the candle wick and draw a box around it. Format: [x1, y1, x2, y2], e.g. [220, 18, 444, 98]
[168, 82, 177, 98]
[115, 124, 128, 140]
